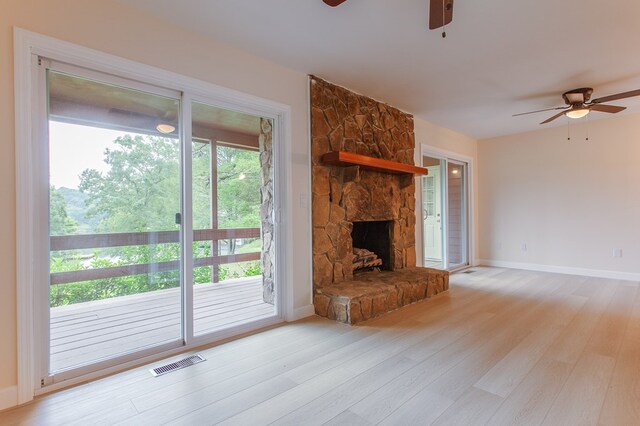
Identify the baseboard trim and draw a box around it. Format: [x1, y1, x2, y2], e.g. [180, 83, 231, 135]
[288, 304, 315, 322]
[0, 386, 18, 412]
[479, 259, 640, 282]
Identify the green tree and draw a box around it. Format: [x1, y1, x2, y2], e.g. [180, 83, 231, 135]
[50, 186, 78, 235]
[79, 134, 181, 232]
[216, 146, 261, 229]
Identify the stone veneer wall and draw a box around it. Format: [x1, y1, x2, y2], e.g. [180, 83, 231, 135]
[260, 118, 275, 304]
[311, 76, 418, 289]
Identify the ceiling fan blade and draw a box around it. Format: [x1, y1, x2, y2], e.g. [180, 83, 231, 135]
[590, 104, 626, 114]
[513, 106, 568, 117]
[323, 0, 347, 6]
[429, 0, 454, 30]
[591, 89, 640, 104]
[540, 110, 568, 124]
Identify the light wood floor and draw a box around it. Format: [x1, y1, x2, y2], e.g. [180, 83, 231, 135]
[50, 277, 273, 371]
[3, 267, 639, 425]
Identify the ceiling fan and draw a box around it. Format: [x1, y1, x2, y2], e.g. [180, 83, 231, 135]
[322, 0, 453, 32]
[514, 87, 640, 124]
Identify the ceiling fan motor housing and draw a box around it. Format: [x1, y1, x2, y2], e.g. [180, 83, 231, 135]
[562, 88, 593, 105]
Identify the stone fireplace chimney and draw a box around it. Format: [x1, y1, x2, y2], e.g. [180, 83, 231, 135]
[310, 76, 448, 324]
[311, 76, 418, 287]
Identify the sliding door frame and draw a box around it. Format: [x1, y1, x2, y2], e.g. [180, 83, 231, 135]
[15, 28, 293, 402]
[419, 144, 475, 272]
[38, 58, 187, 387]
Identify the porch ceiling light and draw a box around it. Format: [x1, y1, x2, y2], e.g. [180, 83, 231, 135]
[156, 123, 176, 134]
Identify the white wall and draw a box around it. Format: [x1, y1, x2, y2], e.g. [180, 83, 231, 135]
[413, 118, 479, 267]
[1, 0, 312, 404]
[478, 113, 640, 279]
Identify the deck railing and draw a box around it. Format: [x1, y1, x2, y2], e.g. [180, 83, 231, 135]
[50, 227, 261, 285]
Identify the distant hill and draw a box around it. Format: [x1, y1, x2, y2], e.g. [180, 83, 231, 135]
[57, 187, 101, 233]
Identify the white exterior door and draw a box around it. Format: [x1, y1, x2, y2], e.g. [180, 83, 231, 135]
[423, 166, 442, 261]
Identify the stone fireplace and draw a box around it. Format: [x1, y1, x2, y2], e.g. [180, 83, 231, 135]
[310, 76, 448, 324]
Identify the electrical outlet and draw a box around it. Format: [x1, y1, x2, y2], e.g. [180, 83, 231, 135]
[613, 248, 623, 258]
[521, 243, 527, 252]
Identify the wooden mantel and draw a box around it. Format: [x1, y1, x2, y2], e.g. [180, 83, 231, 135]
[321, 151, 428, 175]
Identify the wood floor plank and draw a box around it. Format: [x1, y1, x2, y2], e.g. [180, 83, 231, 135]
[130, 323, 373, 413]
[163, 375, 298, 426]
[322, 410, 372, 426]
[582, 283, 637, 358]
[474, 294, 585, 398]
[542, 352, 616, 425]
[598, 298, 640, 425]
[431, 386, 504, 426]
[377, 388, 454, 426]
[346, 274, 560, 424]
[545, 281, 619, 365]
[423, 273, 581, 403]
[2, 267, 639, 426]
[487, 356, 574, 426]
[266, 355, 418, 426]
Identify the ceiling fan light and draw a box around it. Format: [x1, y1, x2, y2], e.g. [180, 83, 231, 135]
[565, 108, 590, 119]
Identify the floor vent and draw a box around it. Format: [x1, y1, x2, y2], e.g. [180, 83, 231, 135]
[462, 270, 476, 274]
[150, 354, 205, 377]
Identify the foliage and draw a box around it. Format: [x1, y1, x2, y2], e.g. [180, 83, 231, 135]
[216, 146, 261, 228]
[57, 187, 101, 233]
[79, 134, 181, 232]
[217, 261, 262, 282]
[50, 133, 264, 307]
[49, 186, 78, 236]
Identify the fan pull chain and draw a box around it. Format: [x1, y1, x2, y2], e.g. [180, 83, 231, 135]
[567, 117, 571, 141]
[442, 0, 446, 38]
[585, 113, 590, 141]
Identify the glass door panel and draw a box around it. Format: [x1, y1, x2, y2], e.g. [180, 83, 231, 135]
[47, 69, 182, 373]
[446, 161, 468, 269]
[422, 156, 444, 269]
[191, 101, 276, 336]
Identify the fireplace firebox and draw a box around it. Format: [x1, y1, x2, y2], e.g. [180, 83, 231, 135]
[351, 221, 393, 272]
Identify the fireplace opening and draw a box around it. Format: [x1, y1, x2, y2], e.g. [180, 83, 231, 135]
[351, 220, 393, 273]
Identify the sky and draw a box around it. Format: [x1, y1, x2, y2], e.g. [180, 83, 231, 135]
[49, 121, 125, 189]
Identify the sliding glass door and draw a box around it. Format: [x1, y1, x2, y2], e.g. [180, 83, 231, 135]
[40, 60, 279, 386]
[421, 153, 469, 271]
[47, 66, 184, 375]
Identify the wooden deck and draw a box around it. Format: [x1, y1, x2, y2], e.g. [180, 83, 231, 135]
[50, 277, 274, 372]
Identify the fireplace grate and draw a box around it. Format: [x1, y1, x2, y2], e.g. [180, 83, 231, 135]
[150, 354, 205, 377]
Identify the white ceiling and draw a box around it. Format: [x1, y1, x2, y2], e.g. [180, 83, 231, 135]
[119, 0, 640, 139]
